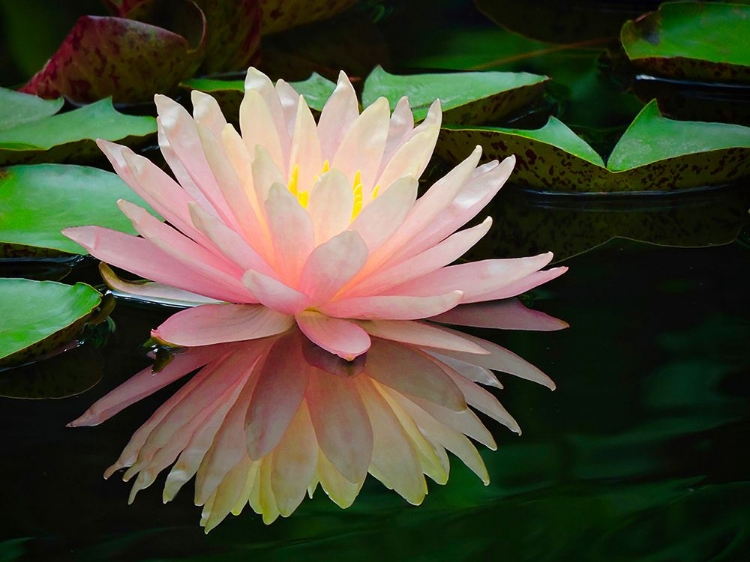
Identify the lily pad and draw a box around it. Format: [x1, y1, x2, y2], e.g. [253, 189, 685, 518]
[0, 344, 104, 399]
[0, 164, 155, 256]
[621, 2, 750, 84]
[0, 95, 157, 166]
[259, 0, 357, 36]
[436, 100, 750, 192]
[107, 0, 261, 74]
[19, 10, 206, 104]
[0, 278, 101, 369]
[0, 88, 63, 130]
[181, 73, 337, 120]
[362, 67, 549, 124]
[466, 184, 750, 263]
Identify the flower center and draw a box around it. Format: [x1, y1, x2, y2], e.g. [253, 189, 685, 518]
[286, 161, 379, 221]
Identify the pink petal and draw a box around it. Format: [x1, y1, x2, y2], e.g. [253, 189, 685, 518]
[243, 270, 310, 314]
[475, 267, 568, 302]
[97, 140, 205, 244]
[357, 319, 488, 354]
[306, 170, 354, 245]
[332, 97, 390, 191]
[191, 91, 227, 137]
[154, 95, 235, 225]
[319, 291, 463, 320]
[429, 299, 570, 331]
[382, 96, 415, 164]
[386, 253, 554, 302]
[306, 370, 373, 485]
[374, 100, 441, 188]
[245, 335, 311, 459]
[349, 175, 417, 252]
[317, 71, 359, 161]
[263, 183, 315, 285]
[63, 226, 251, 303]
[298, 230, 368, 304]
[242, 69, 288, 167]
[188, 201, 275, 277]
[99, 263, 220, 306]
[296, 311, 371, 361]
[288, 95, 323, 191]
[365, 339, 466, 412]
[154, 304, 294, 346]
[275, 79, 300, 137]
[348, 217, 491, 297]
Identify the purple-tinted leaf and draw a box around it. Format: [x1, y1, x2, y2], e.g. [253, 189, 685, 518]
[259, 0, 357, 36]
[20, 10, 205, 104]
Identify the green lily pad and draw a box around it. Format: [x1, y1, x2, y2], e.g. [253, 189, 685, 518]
[621, 2, 750, 84]
[0, 278, 101, 369]
[362, 67, 549, 124]
[0, 164, 155, 256]
[0, 95, 157, 166]
[182, 73, 337, 121]
[436, 100, 750, 192]
[0, 88, 64, 130]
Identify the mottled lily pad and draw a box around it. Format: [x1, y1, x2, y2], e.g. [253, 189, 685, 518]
[362, 67, 549, 124]
[436, 100, 750, 192]
[0, 164, 155, 256]
[20, 10, 206, 104]
[0, 278, 101, 369]
[106, 0, 260, 74]
[467, 184, 750, 263]
[621, 2, 750, 84]
[181, 73, 337, 120]
[0, 95, 156, 166]
[259, 0, 357, 36]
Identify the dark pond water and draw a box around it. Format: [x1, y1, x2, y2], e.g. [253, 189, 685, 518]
[2, 1, 750, 560]
[2, 188, 749, 561]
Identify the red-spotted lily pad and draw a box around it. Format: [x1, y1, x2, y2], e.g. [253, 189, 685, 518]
[0, 278, 101, 369]
[0, 164, 156, 256]
[181, 73, 337, 120]
[621, 2, 750, 84]
[362, 67, 549, 124]
[436, 100, 750, 192]
[20, 6, 206, 104]
[0, 93, 156, 166]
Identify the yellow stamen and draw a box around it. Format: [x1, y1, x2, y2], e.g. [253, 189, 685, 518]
[297, 190, 309, 208]
[351, 170, 363, 220]
[372, 184, 380, 199]
[321, 160, 330, 173]
[288, 164, 299, 196]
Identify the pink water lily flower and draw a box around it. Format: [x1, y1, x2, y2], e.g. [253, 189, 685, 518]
[64, 68, 566, 360]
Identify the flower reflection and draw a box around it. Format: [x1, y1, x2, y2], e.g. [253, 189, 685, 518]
[70, 301, 566, 532]
[63, 67, 565, 361]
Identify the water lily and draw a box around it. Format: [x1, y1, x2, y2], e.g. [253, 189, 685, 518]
[63, 68, 565, 360]
[69, 302, 566, 531]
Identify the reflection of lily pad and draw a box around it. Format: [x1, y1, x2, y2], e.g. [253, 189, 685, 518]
[362, 67, 548, 124]
[467, 185, 750, 262]
[0, 279, 101, 369]
[437, 100, 750, 192]
[621, 2, 750, 84]
[182, 73, 337, 120]
[0, 344, 103, 399]
[0, 165, 156, 256]
[0, 94, 156, 166]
